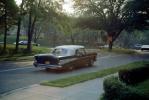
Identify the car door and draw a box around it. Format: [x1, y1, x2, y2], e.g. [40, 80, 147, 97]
[62, 48, 91, 70]
[73, 48, 90, 68]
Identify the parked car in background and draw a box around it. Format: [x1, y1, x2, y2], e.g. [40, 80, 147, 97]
[13, 41, 40, 46]
[134, 44, 142, 50]
[99, 44, 109, 49]
[18, 41, 28, 45]
[0, 42, 4, 44]
[141, 45, 149, 51]
[33, 45, 97, 72]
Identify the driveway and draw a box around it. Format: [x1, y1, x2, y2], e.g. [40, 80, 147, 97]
[0, 52, 149, 94]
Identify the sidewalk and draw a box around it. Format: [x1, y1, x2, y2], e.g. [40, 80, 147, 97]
[0, 77, 106, 100]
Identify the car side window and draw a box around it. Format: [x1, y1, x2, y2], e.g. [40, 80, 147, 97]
[75, 48, 86, 56]
[52, 48, 68, 56]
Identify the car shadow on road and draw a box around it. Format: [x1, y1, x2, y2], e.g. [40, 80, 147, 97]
[31, 68, 51, 74]
[32, 65, 97, 75]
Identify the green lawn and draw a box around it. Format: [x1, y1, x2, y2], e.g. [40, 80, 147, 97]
[0, 44, 50, 61]
[41, 61, 149, 87]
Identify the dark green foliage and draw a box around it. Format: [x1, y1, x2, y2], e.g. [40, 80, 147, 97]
[134, 79, 149, 97]
[119, 64, 149, 85]
[0, 0, 18, 52]
[74, 0, 149, 50]
[125, 0, 149, 30]
[102, 76, 149, 100]
[0, 0, 18, 27]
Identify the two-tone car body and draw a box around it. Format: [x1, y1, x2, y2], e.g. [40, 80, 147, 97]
[33, 45, 97, 72]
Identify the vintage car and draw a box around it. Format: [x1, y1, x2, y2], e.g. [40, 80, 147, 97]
[141, 45, 149, 51]
[134, 44, 142, 50]
[13, 41, 40, 46]
[33, 45, 97, 72]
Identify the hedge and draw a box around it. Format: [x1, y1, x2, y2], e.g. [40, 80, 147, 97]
[119, 64, 149, 85]
[101, 76, 149, 100]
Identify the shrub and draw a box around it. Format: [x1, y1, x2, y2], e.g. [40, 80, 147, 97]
[119, 64, 149, 85]
[102, 76, 148, 100]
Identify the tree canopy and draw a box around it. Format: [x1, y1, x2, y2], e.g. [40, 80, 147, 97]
[0, 0, 18, 30]
[73, 0, 149, 50]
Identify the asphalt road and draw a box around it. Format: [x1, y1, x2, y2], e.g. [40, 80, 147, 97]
[0, 52, 149, 94]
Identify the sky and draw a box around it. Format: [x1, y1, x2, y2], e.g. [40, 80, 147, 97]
[63, 0, 74, 14]
[15, 0, 74, 14]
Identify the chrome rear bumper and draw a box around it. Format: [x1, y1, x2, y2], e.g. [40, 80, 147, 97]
[33, 62, 62, 69]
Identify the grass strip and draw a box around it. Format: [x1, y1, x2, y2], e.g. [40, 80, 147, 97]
[41, 61, 149, 87]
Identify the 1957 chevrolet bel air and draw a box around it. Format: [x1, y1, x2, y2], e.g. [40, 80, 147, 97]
[33, 45, 97, 72]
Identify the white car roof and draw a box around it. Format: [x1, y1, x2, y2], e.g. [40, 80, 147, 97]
[141, 45, 149, 48]
[53, 45, 85, 56]
[55, 45, 84, 50]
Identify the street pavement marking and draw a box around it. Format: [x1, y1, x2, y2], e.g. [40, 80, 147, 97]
[0, 66, 33, 73]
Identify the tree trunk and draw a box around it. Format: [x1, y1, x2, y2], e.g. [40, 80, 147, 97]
[27, 15, 37, 52]
[107, 35, 113, 51]
[33, 28, 37, 43]
[15, 16, 21, 52]
[27, 10, 32, 53]
[108, 41, 113, 52]
[15, 0, 24, 53]
[3, 1, 7, 52]
[70, 34, 75, 44]
[27, 0, 41, 53]
[33, 29, 40, 43]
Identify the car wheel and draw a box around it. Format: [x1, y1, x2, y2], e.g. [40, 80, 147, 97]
[46, 68, 50, 71]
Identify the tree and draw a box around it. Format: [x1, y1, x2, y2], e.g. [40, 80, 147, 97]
[24, 0, 40, 52]
[125, 0, 149, 30]
[1, 0, 18, 52]
[0, 0, 5, 30]
[57, 16, 76, 44]
[3, 0, 7, 51]
[24, 0, 64, 52]
[74, 0, 149, 51]
[15, 0, 25, 52]
[32, 21, 42, 43]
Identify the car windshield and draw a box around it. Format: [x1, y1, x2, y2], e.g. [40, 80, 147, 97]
[52, 48, 68, 57]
